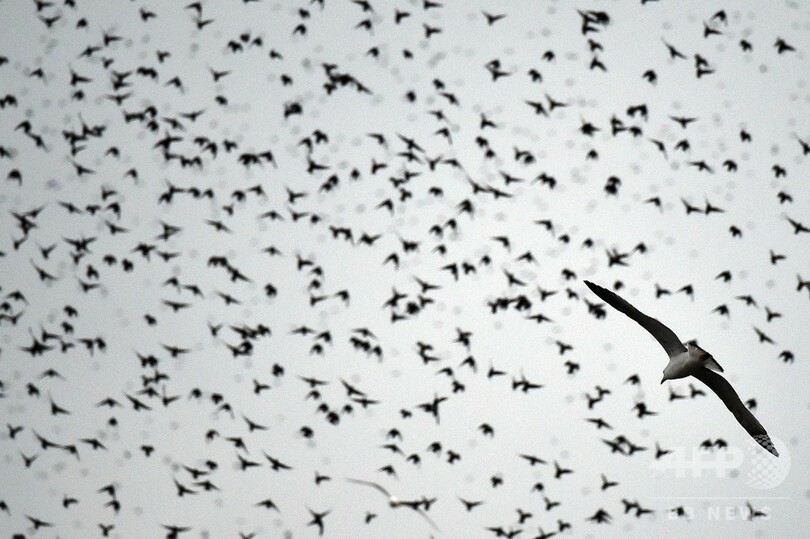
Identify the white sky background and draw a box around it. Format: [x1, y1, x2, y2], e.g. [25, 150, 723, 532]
[1, 0, 809, 537]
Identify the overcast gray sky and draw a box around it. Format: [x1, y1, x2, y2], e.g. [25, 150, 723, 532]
[0, 1, 809, 537]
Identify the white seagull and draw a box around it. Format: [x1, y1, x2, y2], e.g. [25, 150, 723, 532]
[584, 281, 778, 456]
[345, 478, 440, 531]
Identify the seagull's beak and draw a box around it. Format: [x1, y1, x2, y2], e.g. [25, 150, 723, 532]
[660, 378, 665, 385]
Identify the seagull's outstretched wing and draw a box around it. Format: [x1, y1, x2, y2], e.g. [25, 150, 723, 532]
[346, 478, 391, 498]
[584, 281, 687, 358]
[692, 368, 778, 457]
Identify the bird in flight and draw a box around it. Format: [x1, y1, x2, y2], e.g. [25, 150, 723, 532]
[345, 478, 439, 531]
[584, 281, 778, 456]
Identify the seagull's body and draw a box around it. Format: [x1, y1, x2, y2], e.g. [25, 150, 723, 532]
[661, 350, 695, 380]
[584, 281, 778, 456]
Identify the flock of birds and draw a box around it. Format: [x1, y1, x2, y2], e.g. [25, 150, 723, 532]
[0, 0, 808, 537]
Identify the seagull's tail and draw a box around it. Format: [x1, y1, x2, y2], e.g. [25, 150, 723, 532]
[702, 355, 724, 373]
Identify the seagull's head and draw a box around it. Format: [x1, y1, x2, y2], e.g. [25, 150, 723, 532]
[661, 364, 675, 384]
[660, 360, 682, 383]
[389, 495, 400, 507]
